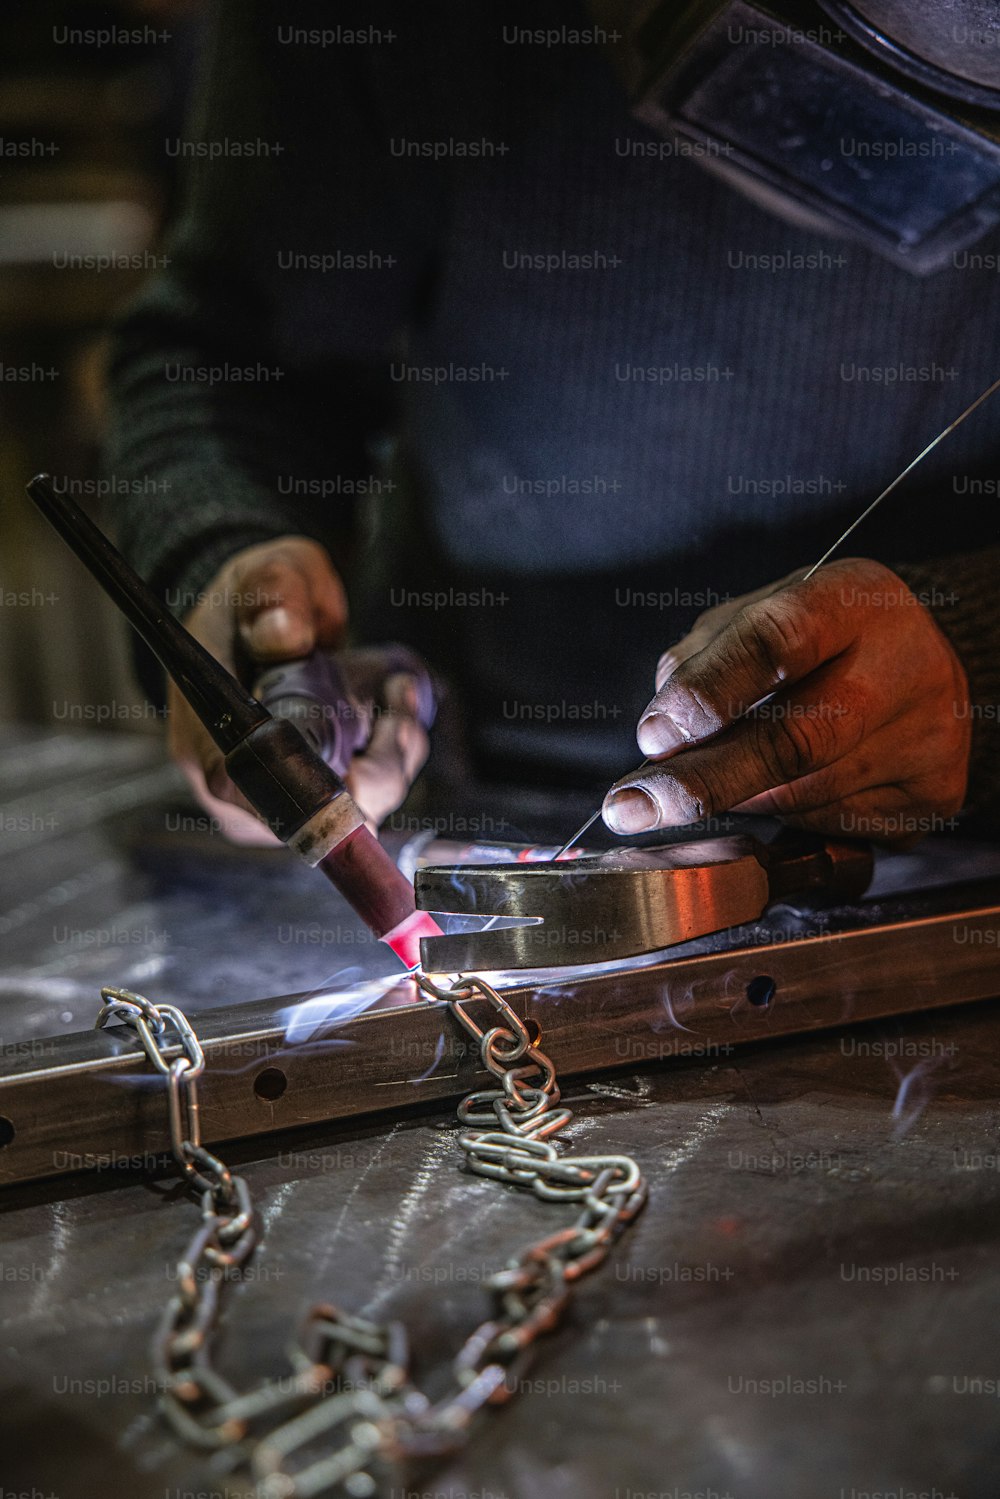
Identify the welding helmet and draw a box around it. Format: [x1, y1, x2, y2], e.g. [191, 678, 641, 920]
[592, 0, 1000, 272]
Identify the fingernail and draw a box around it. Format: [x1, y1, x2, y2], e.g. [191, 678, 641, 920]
[245, 606, 289, 646]
[247, 608, 309, 655]
[637, 711, 688, 756]
[603, 786, 658, 833]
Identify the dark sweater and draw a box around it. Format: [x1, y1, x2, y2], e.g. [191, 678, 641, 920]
[106, 0, 1000, 814]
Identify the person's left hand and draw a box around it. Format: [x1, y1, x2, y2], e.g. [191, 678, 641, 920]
[602, 558, 971, 846]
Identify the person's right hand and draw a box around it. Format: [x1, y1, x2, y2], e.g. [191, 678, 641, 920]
[167, 536, 350, 844]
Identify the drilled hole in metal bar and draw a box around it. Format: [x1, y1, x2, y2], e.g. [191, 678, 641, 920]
[524, 1019, 541, 1045]
[746, 975, 776, 1008]
[254, 1067, 288, 1102]
[0, 1117, 14, 1147]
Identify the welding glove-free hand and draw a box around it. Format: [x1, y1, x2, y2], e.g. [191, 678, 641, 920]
[603, 558, 971, 847]
[167, 536, 430, 844]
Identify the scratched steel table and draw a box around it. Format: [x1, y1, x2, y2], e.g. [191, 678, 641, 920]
[2, 725, 1000, 1499]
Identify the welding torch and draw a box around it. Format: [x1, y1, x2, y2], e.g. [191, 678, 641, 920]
[25, 473, 442, 969]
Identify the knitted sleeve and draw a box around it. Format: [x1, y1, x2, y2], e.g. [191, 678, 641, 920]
[103, 0, 434, 693]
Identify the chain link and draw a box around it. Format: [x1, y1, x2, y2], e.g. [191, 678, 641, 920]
[95, 973, 647, 1497]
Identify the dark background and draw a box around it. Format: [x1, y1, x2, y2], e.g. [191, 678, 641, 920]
[0, 0, 203, 726]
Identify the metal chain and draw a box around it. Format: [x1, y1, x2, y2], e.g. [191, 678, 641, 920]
[96, 976, 648, 1498]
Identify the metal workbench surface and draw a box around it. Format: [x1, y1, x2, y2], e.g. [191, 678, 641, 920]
[2, 726, 1000, 1499]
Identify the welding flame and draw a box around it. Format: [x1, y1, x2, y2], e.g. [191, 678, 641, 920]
[278, 965, 407, 1044]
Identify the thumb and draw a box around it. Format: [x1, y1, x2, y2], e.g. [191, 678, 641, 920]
[235, 550, 340, 662]
[242, 598, 316, 660]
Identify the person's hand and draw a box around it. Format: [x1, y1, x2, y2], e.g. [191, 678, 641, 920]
[602, 558, 971, 846]
[166, 536, 429, 842]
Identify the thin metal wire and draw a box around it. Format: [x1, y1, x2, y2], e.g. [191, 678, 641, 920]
[549, 810, 603, 862]
[551, 760, 651, 861]
[551, 371, 1000, 860]
[801, 371, 1000, 580]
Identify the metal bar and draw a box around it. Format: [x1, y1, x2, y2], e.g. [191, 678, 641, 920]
[1, 878, 998, 1188]
[415, 831, 872, 969]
